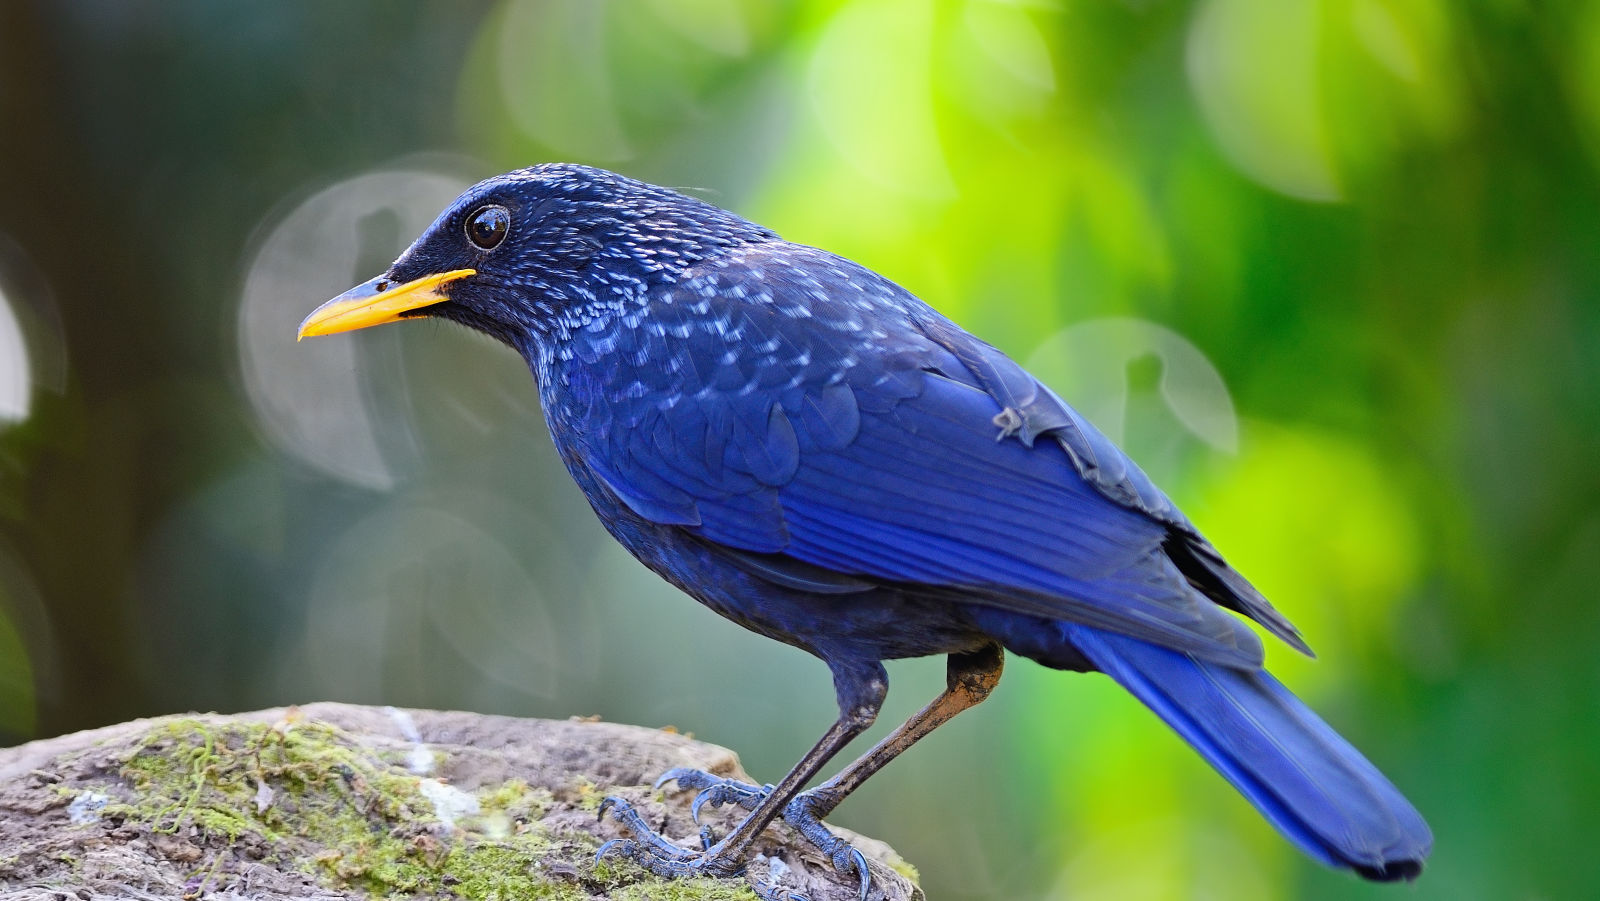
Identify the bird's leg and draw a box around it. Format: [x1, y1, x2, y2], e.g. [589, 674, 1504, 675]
[782, 643, 1003, 857]
[661, 645, 1004, 894]
[600, 662, 887, 895]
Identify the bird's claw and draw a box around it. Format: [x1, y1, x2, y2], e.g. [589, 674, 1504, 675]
[595, 794, 744, 881]
[782, 792, 872, 901]
[593, 837, 636, 866]
[844, 847, 871, 901]
[656, 774, 873, 901]
[653, 766, 711, 791]
[751, 844, 867, 901]
[656, 768, 773, 825]
[694, 780, 773, 823]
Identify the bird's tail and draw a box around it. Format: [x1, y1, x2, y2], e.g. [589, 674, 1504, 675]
[1068, 624, 1432, 880]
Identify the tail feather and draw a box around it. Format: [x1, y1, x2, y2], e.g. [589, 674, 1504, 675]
[1070, 625, 1432, 880]
[1162, 533, 1315, 658]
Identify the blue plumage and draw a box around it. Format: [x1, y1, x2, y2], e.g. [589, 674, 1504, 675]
[1072, 627, 1432, 879]
[311, 163, 1432, 891]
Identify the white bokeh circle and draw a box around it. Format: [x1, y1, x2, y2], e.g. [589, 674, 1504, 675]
[1026, 317, 1239, 454]
[0, 284, 27, 424]
[237, 167, 473, 489]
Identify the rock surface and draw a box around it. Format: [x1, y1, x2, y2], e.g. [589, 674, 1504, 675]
[0, 703, 921, 901]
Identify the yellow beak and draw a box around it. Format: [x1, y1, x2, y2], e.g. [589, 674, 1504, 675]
[297, 268, 477, 340]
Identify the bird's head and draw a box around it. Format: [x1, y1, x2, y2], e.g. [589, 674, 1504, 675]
[298, 163, 776, 349]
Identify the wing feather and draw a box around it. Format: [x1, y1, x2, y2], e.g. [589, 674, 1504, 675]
[570, 245, 1299, 666]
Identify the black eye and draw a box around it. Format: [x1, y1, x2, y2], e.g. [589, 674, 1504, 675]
[465, 204, 511, 250]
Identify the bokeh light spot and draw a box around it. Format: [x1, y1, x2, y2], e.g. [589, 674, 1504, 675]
[963, 0, 1056, 93]
[0, 283, 28, 424]
[297, 503, 568, 707]
[1026, 317, 1239, 454]
[1187, 0, 1341, 202]
[237, 166, 473, 490]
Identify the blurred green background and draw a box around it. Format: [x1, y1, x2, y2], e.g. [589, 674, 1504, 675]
[1, 1, 1596, 898]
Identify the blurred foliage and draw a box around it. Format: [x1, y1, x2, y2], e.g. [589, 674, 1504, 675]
[1, 1, 1597, 899]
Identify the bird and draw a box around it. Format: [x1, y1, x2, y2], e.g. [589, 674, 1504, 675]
[299, 163, 1432, 898]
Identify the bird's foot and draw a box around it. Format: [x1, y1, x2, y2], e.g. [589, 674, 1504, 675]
[655, 770, 870, 901]
[780, 791, 870, 901]
[655, 767, 772, 822]
[595, 796, 743, 880]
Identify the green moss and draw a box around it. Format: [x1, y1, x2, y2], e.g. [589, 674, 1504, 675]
[609, 879, 758, 901]
[571, 775, 605, 812]
[474, 778, 555, 837]
[112, 719, 289, 842]
[89, 716, 835, 901]
[321, 836, 589, 901]
[101, 717, 597, 900]
[591, 858, 756, 901]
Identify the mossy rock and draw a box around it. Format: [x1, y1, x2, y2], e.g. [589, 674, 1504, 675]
[0, 703, 921, 901]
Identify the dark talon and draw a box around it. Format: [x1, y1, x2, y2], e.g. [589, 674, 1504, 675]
[688, 787, 761, 825]
[656, 769, 770, 824]
[657, 766, 729, 793]
[590, 786, 752, 882]
[690, 787, 716, 823]
[593, 838, 634, 865]
[777, 789, 876, 900]
[847, 847, 870, 901]
[653, 766, 704, 791]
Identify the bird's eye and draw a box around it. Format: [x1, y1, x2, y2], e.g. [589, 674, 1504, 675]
[465, 204, 511, 251]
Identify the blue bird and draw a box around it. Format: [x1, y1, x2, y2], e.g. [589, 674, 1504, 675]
[300, 164, 1431, 897]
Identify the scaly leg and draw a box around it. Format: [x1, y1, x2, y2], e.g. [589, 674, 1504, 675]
[598, 660, 888, 897]
[661, 645, 1005, 896]
[800, 644, 1003, 820]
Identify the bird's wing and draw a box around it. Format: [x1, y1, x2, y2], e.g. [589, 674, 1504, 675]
[571, 248, 1294, 666]
[914, 314, 1312, 656]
